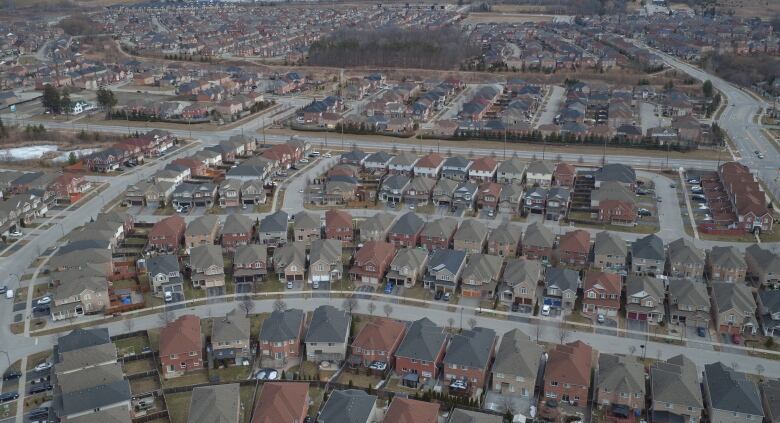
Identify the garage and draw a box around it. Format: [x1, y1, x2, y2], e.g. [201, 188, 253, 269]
[362, 276, 378, 284]
[127, 199, 144, 206]
[543, 298, 562, 307]
[312, 274, 328, 282]
[628, 312, 648, 321]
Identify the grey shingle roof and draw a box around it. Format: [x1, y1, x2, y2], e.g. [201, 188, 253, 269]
[597, 354, 645, 395]
[309, 239, 342, 264]
[594, 163, 635, 184]
[704, 362, 763, 416]
[185, 215, 220, 237]
[449, 408, 503, 423]
[57, 362, 130, 417]
[709, 246, 746, 270]
[502, 258, 542, 287]
[523, 222, 554, 248]
[233, 244, 266, 266]
[427, 249, 467, 275]
[305, 305, 350, 343]
[188, 383, 240, 423]
[444, 327, 496, 369]
[421, 217, 459, 239]
[461, 254, 502, 283]
[259, 210, 288, 232]
[626, 275, 664, 300]
[711, 282, 756, 314]
[454, 219, 488, 244]
[651, 355, 702, 409]
[745, 244, 780, 274]
[396, 318, 447, 362]
[496, 157, 526, 175]
[668, 278, 709, 308]
[492, 328, 541, 379]
[212, 308, 250, 343]
[668, 238, 704, 265]
[146, 254, 180, 279]
[359, 212, 396, 234]
[527, 160, 554, 175]
[488, 221, 522, 246]
[189, 245, 223, 270]
[222, 214, 253, 235]
[57, 328, 110, 355]
[631, 234, 664, 261]
[545, 267, 579, 292]
[594, 231, 627, 257]
[259, 309, 304, 343]
[293, 211, 320, 230]
[318, 389, 377, 423]
[390, 212, 425, 235]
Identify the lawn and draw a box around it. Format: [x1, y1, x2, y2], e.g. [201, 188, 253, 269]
[0, 401, 16, 419]
[130, 376, 161, 395]
[335, 370, 383, 389]
[402, 285, 432, 301]
[183, 280, 207, 300]
[307, 387, 325, 418]
[239, 385, 257, 423]
[25, 351, 51, 371]
[249, 313, 269, 337]
[288, 361, 319, 380]
[114, 335, 150, 357]
[257, 276, 284, 293]
[123, 358, 155, 375]
[210, 365, 251, 383]
[162, 370, 209, 388]
[165, 391, 192, 423]
[112, 279, 141, 290]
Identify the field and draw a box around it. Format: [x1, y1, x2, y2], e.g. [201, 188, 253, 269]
[463, 12, 556, 24]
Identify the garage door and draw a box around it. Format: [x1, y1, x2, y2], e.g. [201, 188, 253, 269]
[543, 298, 562, 307]
[312, 274, 327, 282]
[628, 312, 638, 320]
[362, 276, 378, 285]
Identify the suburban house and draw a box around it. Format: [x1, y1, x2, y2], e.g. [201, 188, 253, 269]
[496, 157, 527, 184]
[258, 309, 305, 365]
[498, 183, 525, 214]
[211, 309, 251, 366]
[625, 275, 665, 324]
[384, 397, 439, 423]
[491, 328, 542, 406]
[51, 267, 110, 320]
[442, 327, 497, 394]
[469, 157, 499, 182]
[414, 153, 445, 178]
[557, 229, 591, 269]
[184, 215, 220, 251]
[232, 244, 267, 283]
[703, 362, 764, 423]
[596, 354, 645, 412]
[380, 174, 410, 203]
[553, 162, 576, 187]
[147, 215, 185, 253]
[324, 209, 353, 244]
[757, 290, 780, 337]
[292, 211, 321, 245]
[423, 248, 468, 294]
[221, 214, 254, 252]
[487, 221, 522, 257]
[582, 271, 621, 317]
[405, 176, 437, 205]
[668, 278, 710, 329]
[251, 382, 309, 423]
[318, 389, 378, 423]
[258, 211, 288, 247]
[189, 245, 225, 289]
[432, 178, 459, 206]
[395, 318, 449, 387]
[272, 242, 307, 282]
[543, 341, 593, 406]
[146, 254, 182, 296]
[500, 258, 542, 311]
[388, 212, 425, 248]
[545, 187, 570, 221]
[707, 246, 746, 283]
[453, 219, 488, 253]
[349, 241, 396, 285]
[386, 247, 429, 288]
[388, 151, 419, 175]
[420, 217, 459, 251]
[358, 213, 396, 242]
[526, 160, 554, 187]
[593, 231, 627, 272]
[305, 305, 351, 362]
[667, 238, 705, 279]
[630, 234, 665, 276]
[460, 253, 503, 298]
[308, 239, 343, 286]
[188, 384, 240, 423]
[348, 317, 406, 369]
[650, 355, 703, 423]
[522, 222, 554, 263]
[745, 244, 780, 288]
[543, 267, 580, 314]
[218, 179, 241, 208]
[441, 156, 472, 181]
[159, 315, 202, 379]
[711, 282, 758, 335]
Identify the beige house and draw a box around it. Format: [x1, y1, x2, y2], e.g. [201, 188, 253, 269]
[308, 239, 342, 285]
[211, 309, 251, 365]
[189, 245, 225, 289]
[596, 354, 645, 410]
[593, 231, 627, 272]
[292, 211, 321, 245]
[272, 242, 307, 282]
[386, 248, 429, 288]
[711, 282, 758, 335]
[650, 355, 703, 423]
[491, 329, 541, 410]
[499, 258, 542, 312]
[184, 215, 221, 251]
[453, 218, 488, 253]
[51, 267, 109, 321]
[707, 246, 746, 283]
[305, 305, 351, 362]
[667, 238, 705, 279]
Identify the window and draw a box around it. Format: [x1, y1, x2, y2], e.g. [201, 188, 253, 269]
[520, 287, 528, 295]
[189, 351, 197, 357]
[551, 381, 558, 387]
[587, 291, 596, 299]
[169, 354, 176, 359]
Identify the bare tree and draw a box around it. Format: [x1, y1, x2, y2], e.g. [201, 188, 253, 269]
[123, 317, 135, 334]
[447, 317, 455, 329]
[467, 318, 477, 330]
[731, 361, 739, 371]
[383, 304, 393, 318]
[158, 308, 175, 326]
[367, 302, 376, 316]
[535, 322, 544, 342]
[273, 299, 287, 312]
[342, 297, 359, 315]
[557, 321, 570, 344]
[239, 295, 255, 317]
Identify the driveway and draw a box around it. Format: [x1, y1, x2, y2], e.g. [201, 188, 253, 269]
[626, 319, 648, 340]
[206, 287, 224, 297]
[595, 317, 618, 336]
[684, 324, 713, 350]
[235, 283, 253, 294]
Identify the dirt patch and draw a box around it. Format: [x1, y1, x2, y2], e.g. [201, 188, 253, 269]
[463, 12, 555, 24]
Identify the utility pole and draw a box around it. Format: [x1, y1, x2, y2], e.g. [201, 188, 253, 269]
[503, 129, 507, 160]
[341, 123, 344, 152]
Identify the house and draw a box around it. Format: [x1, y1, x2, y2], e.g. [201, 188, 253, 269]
[593, 231, 627, 272]
[630, 234, 665, 276]
[582, 271, 621, 317]
[423, 249, 468, 294]
[258, 211, 288, 247]
[708, 246, 746, 283]
[496, 157, 526, 184]
[543, 341, 593, 406]
[272, 242, 307, 282]
[251, 382, 309, 423]
[487, 222, 522, 257]
[477, 182, 502, 211]
[388, 212, 425, 248]
[221, 214, 254, 252]
[189, 245, 225, 289]
[526, 160, 555, 187]
[593, 187, 638, 225]
[593, 164, 636, 190]
[395, 318, 449, 386]
[498, 183, 524, 214]
[258, 309, 305, 365]
[596, 354, 645, 412]
[711, 282, 758, 335]
[386, 248, 429, 288]
[381, 174, 411, 203]
[667, 238, 705, 279]
[558, 229, 591, 269]
[757, 290, 780, 337]
[349, 317, 406, 369]
[745, 244, 780, 288]
[292, 211, 321, 245]
[341, 149, 369, 166]
[389, 151, 419, 175]
[187, 384, 240, 423]
[146, 254, 182, 296]
[172, 182, 217, 208]
[432, 178, 459, 207]
[308, 239, 342, 285]
[211, 309, 251, 366]
[50, 267, 110, 320]
[305, 305, 351, 362]
[420, 217, 459, 251]
[469, 157, 499, 182]
[545, 187, 570, 221]
[718, 162, 773, 232]
[184, 215, 220, 250]
[414, 153, 445, 178]
[232, 244, 267, 283]
[453, 219, 488, 253]
[443, 327, 497, 394]
[240, 179, 267, 205]
[625, 275, 665, 324]
[650, 355, 703, 423]
[359, 213, 396, 242]
[159, 315, 202, 379]
[405, 176, 437, 206]
[760, 380, 780, 423]
[318, 389, 378, 423]
[543, 267, 580, 314]
[491, 328, 542, 406]
[703, 362, 764, 423]
[523, 187, 547, 216]
[441, 156, 472, 181]
[325, 209, 353, 244]
[364, 151, 394, 172]
[522, 222, 554, 263]
[349, 241, 396, 285]
[384, 397, 439, 423]
[668, 278, 710, 329]
[148, 215, 185, 253]
[460, 254, 503, 299]
[500, 258, 542, 311]
[218, 179, 241, 208]
[553, 162, 576, 187]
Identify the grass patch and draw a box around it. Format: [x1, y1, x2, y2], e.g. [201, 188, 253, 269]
[183, 281, 207, 300]
[565, 311, 592, 326]
[403, 285, 432, 301]
[288, 361, 319, 380]
[123, 358, 155, 375]
[257, 277, 284, 293]
[164, 391, 192, 423]
[162, 370, 209, 388]
[210, 365, 250, 383]
[115, 335, 150, 357]
[25, 351, 51, 371]
[130, 376, 161, 395]
[335, 370, 383, 389]
[307, 387, 324, 418]
[250, 313, 269, 337]
[112, 279, 141, 290]
[10, 322, 24, 335]
[239, 385, 256, 423]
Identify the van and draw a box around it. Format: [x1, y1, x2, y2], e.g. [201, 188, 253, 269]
[5, 289, 13, 300]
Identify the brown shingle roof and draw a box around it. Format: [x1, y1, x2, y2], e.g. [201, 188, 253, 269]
[251, 382, 309, 423]
[352, 318, 406, 352]
[149, 215, 185, 239]
[546, 340, 593, 387]
[325, 209, 352, 228]
[558, 229, 590, 253]
[384, 397, 440, 423]
[160, 315, 201, 357]
[415, 153, 444, 169]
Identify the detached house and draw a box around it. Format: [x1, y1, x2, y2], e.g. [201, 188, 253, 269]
[468, 157, 499, 182]
[487, 222, 522, 257]
[258, 309, 305, 365]
[308, 239, 342, 286]
[496, 157, 526, 184]
[251, 382, 309, 423]
[325, 209, 353, 244]
[708, 246, 746, 283]
[668, 278, 710, 329]
[500, 258, 542, 311]
[232, 244, 267, 283]
[386, 248, 429, 288]
[582, 271, 621, 317]
[625, 275, 665, 324]
[350, 241, 396, 285]
[423, 249, 467, 294]
[745, 244, 780, 288]
[544, 341, 593, 406]
[558, 229, 591, 269]
[441, 156, 472, 182]
[221, 214, 254, 252]
[453, 219, 488, 253]
[258, 211, 288, 247]
[160, 315, 202, 379]
[148, 215, 185, 253]
[420, 217, 458, 251]
[593, 231, 627, 272]
[596, 354, 645, 412]
[305, 305, 351, 362]
[522, 222, 554, 263]
[349, 317, 406, 370]
[491, 329, 542, 406]
[414, 153, 445, 178]
[442, 327, 497, 394]
[272, 242, 307, 282]
[460, 254, 503, 299]
[146, 254, 182, 296]
[703, 363, 764, 423]
[184, 215, 220, 250]
[395, 318, 448, 387]
[526, 160, 554, 187]
[358, 213, 396, 242]
[630, 234, 665, 276]
[711, 282, 758, 335]
[211, 309, 251, 366]
[667, 238, 705, 279]
[388, 212, 425, 248]
[543, 267, 580, 314]
[292, 211, 321, 245]
[189, 245, 225, 289]
[650, 355, 703, 423]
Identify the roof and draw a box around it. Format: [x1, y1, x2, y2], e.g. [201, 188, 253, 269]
[502, 258, 542, 287]
[310, 239, 342, 265]
[233, 244, 267, 266]
[251, 382, 309, 423]
[745, 244, 780, 274]
[354, 241, 396, 266]
[594, 163, 635, 184]
[584, 271, 621, 294]
[668, 238, 704, 265]
[223, 214, 253, 235]
[188, 383, 240, 423]
[462, 254, 502, 283]
[709, 246, 746, 270]
[454, 219, 488, 244]
[67, 408, 131, 423]
[591, 181, 637, 205]
[760, 380, 780, 422]
[488, 221, 522, 246]
[390, 248, 429, 271]
[390, 151, 419, 167]
[711, 282, 756, 314]
[185, 215, 220, 237]
[448, 409, 502, 423]
[57, 328, 111, 355]
[212, 308, 251, 343]
[626, 275, 665, 300]
[190, 245, 223, 270]
[496, 157, 526, 175]
[594, 231, 627, 257]
[318, 389, 377, 423]
[260, 309, 304, 342]
[259, 211, 288, 232]
[359, 213, 396, 234]
[523, 222, 554, 248]
[559, 229, 590, 253]
[651, 355, 702, 409]
[492, 328, 542, 379]
[57, 362, 131, 417]
[421, 217, 459, 239]
[352, 317, 406, 352]
[597, 354, 645, 394]
[325, 209, 352, 228]
[390, 212, 425, 235]
[415, 153, 445, 169]
[305, 305, 350, 343]
[150, 215, 185, 238]
[631, 234, 665, 261]
[668, 278, 709, 307]
[293, 211, 320, 230]
[527, 160, 555, 175]
[427, 249, 467, 275]
[545, 267, 579, 292]
[704, 362, 763, 416]
[396, 318, 448, 362]
[444, 326, 496, 369]
[384, 397, 439, 423]
[545, 341, 593, 387]
[160, 315, 201, 357]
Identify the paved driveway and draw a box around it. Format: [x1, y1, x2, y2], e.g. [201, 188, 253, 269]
[595, 317, 619, 336]
[235, 283, 253, 294]
[206, 287, 224, 297]
[484, 391, 532, 415]
[684, 325, 713, 350]
[626, 319, 648, 340]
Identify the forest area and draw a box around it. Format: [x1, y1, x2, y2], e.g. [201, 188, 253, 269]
[701, 52, 780, 88]
[307, 26, 479, 70]
[492, 0, 628, 15]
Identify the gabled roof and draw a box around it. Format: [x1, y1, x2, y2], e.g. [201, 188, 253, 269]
[443, 156, 471, 169]
[396, 318, 448, 362]
[212, 308, 250, 343]
[190, 245, 223, 269]
[390, 212, 425, 235]
[305, 305, 350, 343]
[188, 383, 240, 423]
[631, 234, 664, 261]
[545, 341, 592, 387]
[415, 153, 445, 169]
[583, 271, 621, 294]
[651, 355, 702, 410]
[444, 327, 496, 369]
[594, 231, 627, 257]
[709, 246, 746, 270]
[390, 248, 429, 271]
[745, 244, 780, 274]
[545, 267, 579, 292]
[309, 239, 342, 264]
[325, 209, 352, 228]
[496, 157, 526, 175]
[318, 389, 377, 423]
[408, 176, 436, 193]
[234, 244, 267, 266]
[668, 237, 704, 265]
[223, 214, 253, 235]
[160, 315, 201, 356]
[492, 328, 542, 379]
[523, 222, 554, 248]
[454, 219, 488, 244]
[488, 221, 522, 246]
[365, 150, 393, 164]
[559, 229, 590, 253]
[421, 217, 459, 239]
[591, 181, 636, 205]
[389, 151, 419, 167]
[704, 362, 763, 416]
[57, 362, 131, 417]
[57, 328, 110, 355]
[352, 317, 406, 352]
[384, 397, 439, 423]
[293, 211, 320, 230]
[626, 275, 664, 300]
[711, 282, 756, 313]
[448, 409, 503, 423]
[461, 254, 502, 282]
[502, 258, 542, 287]
[359, 213, 396, 234]
[597, 354, 645, 395]
[185, 215, 220, 237]
[594, 163, 635, 184]
[251, 382, 309, 423]
[668, 278, 709, 307]
[527, 159, 555, 175]
[259, 210, 288, 232]
[427, 249, 467, 275]
[259, 309, 304, 343]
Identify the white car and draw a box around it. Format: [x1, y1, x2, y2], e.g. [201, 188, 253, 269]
[8, 230, 22, 238]
[164, 290, 173, 303]
[34, 362, 52, 372]
[298, 188, 304, 193]
[541, 304, 551, 316]
[324, 153, 332, 158]
[299, 158, 309, 164]
[286, 281, 293, 289]
[36, 296, 51, 306]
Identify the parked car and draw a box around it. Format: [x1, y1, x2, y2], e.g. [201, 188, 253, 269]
[443, 292, 451, 302]
[36, 296, 51, 306]
[596, 314, 605, 324]
[29, 406, 48, 418]
[33, 362, 52, 372]
[541, 304, 551, 316]
[638, 208, 652, 217]
[2, 371, 21, 381]
[164, 290, 173, 303]
[286, 281, 294, 289]
[8, 230, 22, 238]
[0, 392, 18, 403]
[28, 383, 52, 395]
[434, 290, 443, 301]
[511, 303, 520, 312]
[0, 286, 6, 294]
[696, 327, 707, 337]
[383, 283, 393, 295]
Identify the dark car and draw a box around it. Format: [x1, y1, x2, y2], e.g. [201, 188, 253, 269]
[28, 383, 52, 395]
[34, 304, 50, 313]
[511, 303, 520, 312]
[29, 407, 49, 418]
[434, 290, 443, 301]
[0, 392, 18, 403]
[2, 371, 21, 381]
[696, 327, 706, 337]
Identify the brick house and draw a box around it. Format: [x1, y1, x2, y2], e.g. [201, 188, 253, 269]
[258, 309, 305, 365]
[487, 222, 522, 258]
[544, 341, 594, 406]
[221, 214, 254, 252]
[325, 209, 353, 244]
[419, 217, 458, 251]
[453, 219, 488, 253]
[582, 271, 621, 317]
[442, 327, 497, 394]
[395, 318, 448, 387]
[522, 222, 555, 263]
[349, 318, 406, 369]
[148, 215, 186, 253]
[553, 162, 576, 188]
[596, 354, 645, 411]
[349, 241, 396, 285]
[388, 212, 425, 248]
[251, 382, 309, 423]
[184, 215, 221, 250]
[707, 246, 747, 283]
[557, 229, 591, 269]
[160, 315, 203, 379]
